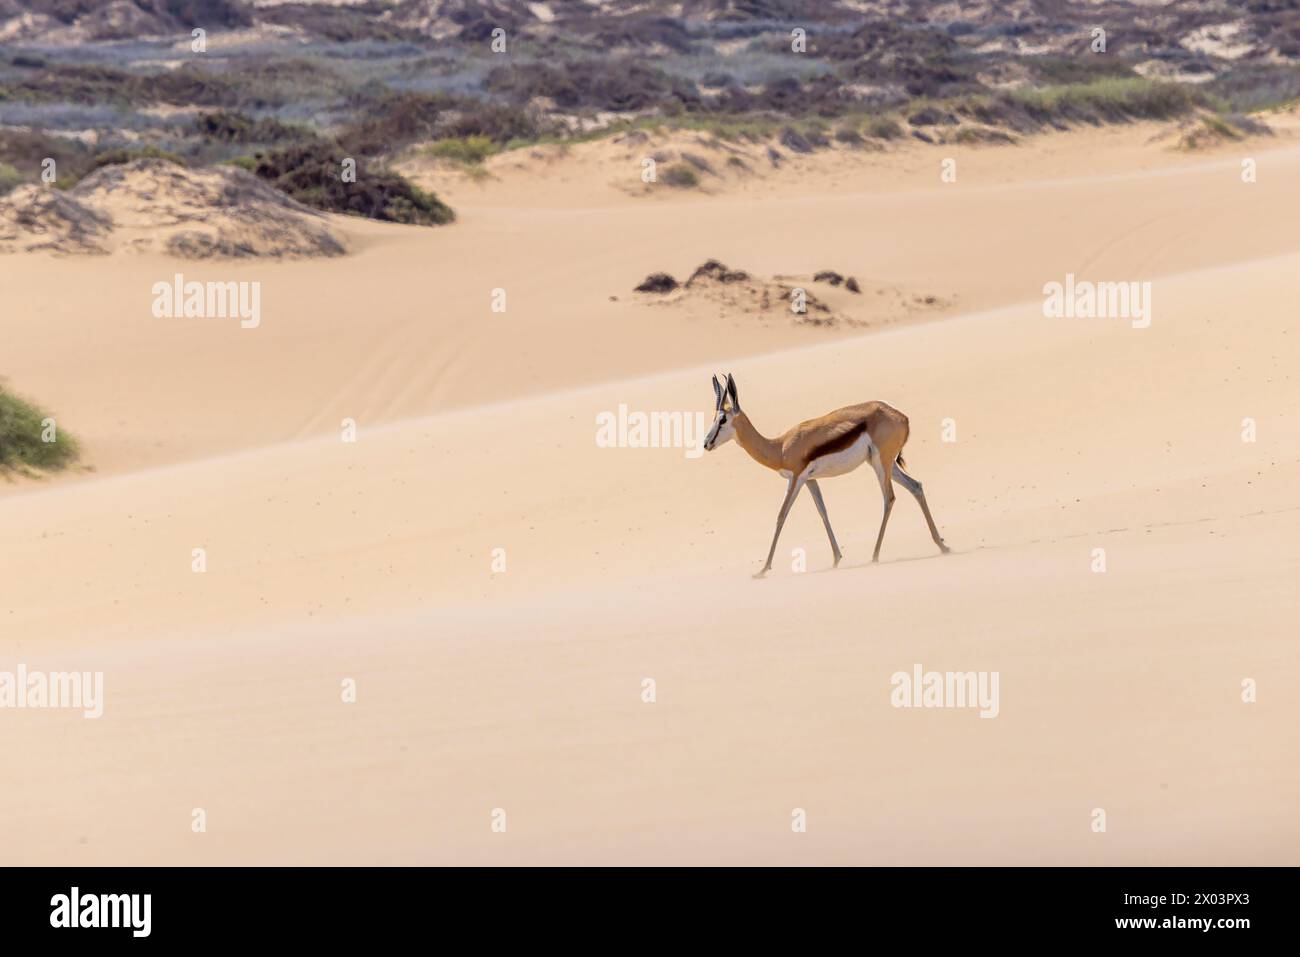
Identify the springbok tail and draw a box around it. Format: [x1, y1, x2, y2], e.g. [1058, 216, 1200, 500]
[896, 451, 907, 470]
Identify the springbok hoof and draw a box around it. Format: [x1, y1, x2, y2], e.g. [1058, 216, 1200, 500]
[753, 567, 770, 579]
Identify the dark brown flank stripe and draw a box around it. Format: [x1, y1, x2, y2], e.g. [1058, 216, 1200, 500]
[804, 420, 870, 467]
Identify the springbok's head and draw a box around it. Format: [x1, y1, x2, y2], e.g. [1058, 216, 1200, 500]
[703, 373, 741, 452]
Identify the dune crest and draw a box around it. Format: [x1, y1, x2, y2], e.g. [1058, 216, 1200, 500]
[0, 159, 346, 259]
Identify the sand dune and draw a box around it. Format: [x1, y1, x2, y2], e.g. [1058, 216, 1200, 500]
[4, 124, 1298, 482]
[0, 159, 345, 258]
[2, 122, 1298, 864]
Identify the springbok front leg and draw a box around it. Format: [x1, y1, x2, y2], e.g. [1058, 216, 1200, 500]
[756, 473, 804, 578]
[870, 458, 896, 563]
[806, 479, 843, 568]
[893, 464, 951, 553]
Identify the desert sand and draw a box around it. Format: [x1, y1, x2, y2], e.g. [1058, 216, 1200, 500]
[1, 120, 1298, 864]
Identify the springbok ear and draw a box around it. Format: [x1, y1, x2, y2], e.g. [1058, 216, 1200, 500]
[725, 373, 740, 411]
[711, 375, 723, 410]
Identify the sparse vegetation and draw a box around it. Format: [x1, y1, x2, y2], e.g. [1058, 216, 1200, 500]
[0, 386, 79, 474]
[0, 1, 1292, 222]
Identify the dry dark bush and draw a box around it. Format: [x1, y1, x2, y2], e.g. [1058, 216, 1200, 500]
[687, 260, 749, 285]
[865, 117, 904, 139]
[589, 17, 698, 54]
[635, 273, 679, 294]
[817, 20, 958, 62]
[486, 60, 701, 112]
[194, 111, 313, 145]
[1208, 63, 1300, 112]
[661, 164, 699, 188]
[88, 146, 187, 171]
[257, 0, 426, 42]
[253, 145, 454, 226]
[0, 128, 94, 186]
[780, 127, 814, 153]
[680, 152, 717, 175]
[24, 0, 250, 37]
[435, 102, 548, 145]
[718, 75, 856, 118]
[953, 126, 1016, 145]
[6, 56, 355, 112]
[826, 21, 981, 98]
[337, 91, 449, 155]
[908, 106, 959, 126]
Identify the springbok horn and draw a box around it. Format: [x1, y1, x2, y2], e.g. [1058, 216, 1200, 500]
[725, 373, 739, 411]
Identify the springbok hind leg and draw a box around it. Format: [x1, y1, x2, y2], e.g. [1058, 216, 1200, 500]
[893, 464, 950, 553]
[870, 459, 896, 563]
[806, 479, 843, 567]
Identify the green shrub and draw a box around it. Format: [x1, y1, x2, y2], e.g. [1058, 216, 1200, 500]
[0, 387, 80, 474]
[425, 135, 496, 165]
[0, 162, 22, 195]
[1009, 77, 1204, 124]
[1030, 56, 1137, 85]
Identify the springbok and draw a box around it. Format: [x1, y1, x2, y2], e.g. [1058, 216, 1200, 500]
[703, 373, 949, 576]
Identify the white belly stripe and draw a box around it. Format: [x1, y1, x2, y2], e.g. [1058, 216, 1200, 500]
[804, 432, 874, 480]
